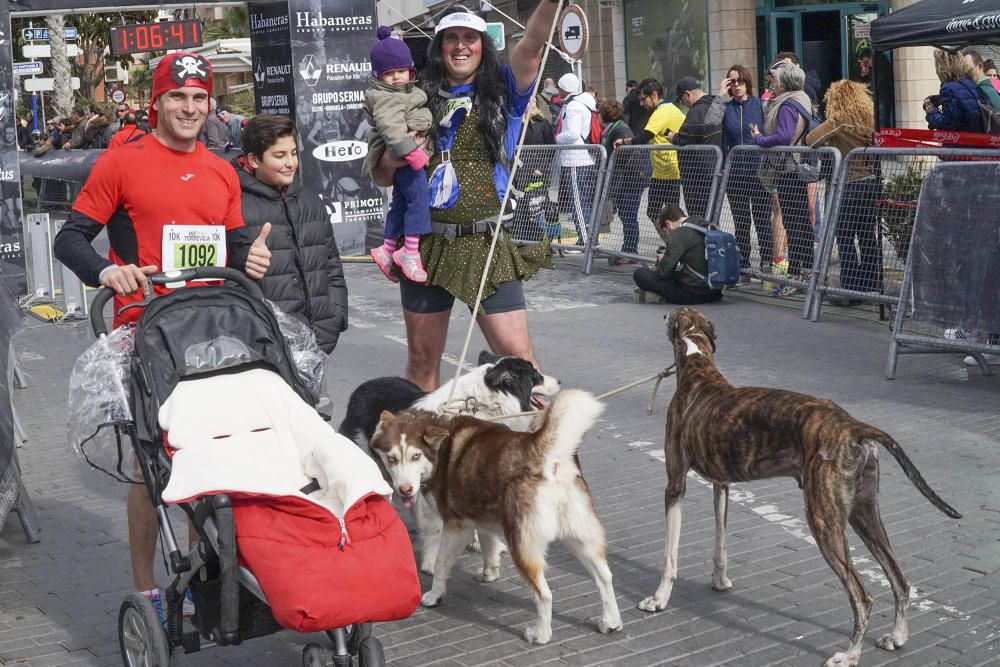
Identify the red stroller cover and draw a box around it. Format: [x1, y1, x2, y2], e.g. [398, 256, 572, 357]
[233, 494, 419, 631]
[158, 368, 420, 632]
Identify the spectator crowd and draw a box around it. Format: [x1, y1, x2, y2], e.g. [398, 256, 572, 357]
[18, 99, 246, 156]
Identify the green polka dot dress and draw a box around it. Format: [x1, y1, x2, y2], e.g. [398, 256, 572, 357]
[416, 108, 552, 309]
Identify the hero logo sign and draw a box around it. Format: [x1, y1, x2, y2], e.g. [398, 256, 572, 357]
[313, 140, 367, 162]
[558, 5, 589, 61]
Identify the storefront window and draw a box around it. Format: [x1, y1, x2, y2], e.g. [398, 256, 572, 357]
[623, 0, 708, 89]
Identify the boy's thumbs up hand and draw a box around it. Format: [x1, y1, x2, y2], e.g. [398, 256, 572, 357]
[246, 222, 272, 279]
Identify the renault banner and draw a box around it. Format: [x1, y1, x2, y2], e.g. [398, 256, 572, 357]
[249, 1, 294, 116]
[288, 0, 383, 257]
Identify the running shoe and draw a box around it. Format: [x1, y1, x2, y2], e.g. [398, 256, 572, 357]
[773, 285, 800, 297]
[392, 249, 428, 283]
[142, 588, 166, 625]
[370, 245, 399, 283]
[730, 274, 753, 288]
[944, 328, 970, 341]
[762, 257, 788, 291]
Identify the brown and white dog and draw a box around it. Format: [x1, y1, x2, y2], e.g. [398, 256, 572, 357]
[376, 390, 623, 644]
[641, 308, 962, 667]
[358, 355, 560, 572]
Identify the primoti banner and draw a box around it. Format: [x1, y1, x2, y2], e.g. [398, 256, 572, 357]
[0, 3, 27, 295]
[288, 0, 384, 257]
[249, 1, 294, 116]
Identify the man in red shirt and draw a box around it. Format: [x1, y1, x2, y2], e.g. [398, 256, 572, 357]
[107, 109, 146, 149]
[54, 53, 270, 609]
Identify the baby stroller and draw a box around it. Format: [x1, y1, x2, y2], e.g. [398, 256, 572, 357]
[84, 267, 420, 667]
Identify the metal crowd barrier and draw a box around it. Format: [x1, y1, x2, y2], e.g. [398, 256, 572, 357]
[506, 144, 607, 256]
[582, 145, 723, 272]
[712, 145, 841, 312]
[19, 171, 89, 315]
[885, 160, 1000, 379]
[808, 146, 1000, 322]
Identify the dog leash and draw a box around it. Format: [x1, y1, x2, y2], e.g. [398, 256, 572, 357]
[644, 364, 677, 416]
[474, 364, 677, 423]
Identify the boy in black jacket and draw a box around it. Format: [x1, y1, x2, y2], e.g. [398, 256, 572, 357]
[235, 115, 348, 353]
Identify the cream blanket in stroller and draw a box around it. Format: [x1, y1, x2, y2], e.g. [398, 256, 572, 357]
[158, 367, 390, 516]
[156, 368, 421, 632]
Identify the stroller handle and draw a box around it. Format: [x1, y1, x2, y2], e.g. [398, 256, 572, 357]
[89, 267, 265, 337]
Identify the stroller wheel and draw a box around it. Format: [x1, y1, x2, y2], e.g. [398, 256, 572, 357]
[118, 593, 170, 667]
[344, 623, 372, 655]
[357, 637, 385, 667]
[302, 642, 334, 667]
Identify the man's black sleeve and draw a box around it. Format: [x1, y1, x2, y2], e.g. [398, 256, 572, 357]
[226, 227, 252, 272]
[53, 210, 111, 287]
[631, 129, 654, 145]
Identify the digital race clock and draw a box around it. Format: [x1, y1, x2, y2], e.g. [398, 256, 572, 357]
[109, 20, 203, 56]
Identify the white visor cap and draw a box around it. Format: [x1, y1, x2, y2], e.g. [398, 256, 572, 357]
[435, 12, 488, 35]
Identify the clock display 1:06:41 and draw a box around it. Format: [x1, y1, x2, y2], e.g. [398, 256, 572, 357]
[109, 20, 203, 56]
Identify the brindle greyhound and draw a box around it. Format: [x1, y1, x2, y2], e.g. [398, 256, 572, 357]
[639, 308, 962, 667]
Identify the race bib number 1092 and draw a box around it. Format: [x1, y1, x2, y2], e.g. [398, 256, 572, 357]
[161, 224, 227, 272]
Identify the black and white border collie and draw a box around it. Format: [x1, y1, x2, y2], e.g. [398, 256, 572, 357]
[338, 351, 560, 452]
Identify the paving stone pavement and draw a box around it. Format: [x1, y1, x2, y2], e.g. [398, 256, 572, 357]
[1, 258, 998, 667]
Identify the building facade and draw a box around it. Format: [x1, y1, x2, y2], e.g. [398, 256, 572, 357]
[386, 0, 938, 129]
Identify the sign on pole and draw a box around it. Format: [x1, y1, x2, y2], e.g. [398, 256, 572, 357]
[485, 22, 505, 51]
[111, 88, 126, 105]
[20, 27, 77, 41]
[23, 77, 80, 92]
[22, 44, 81, 59]
[12, 62, 43, 76]
[558, 4, 589, 61]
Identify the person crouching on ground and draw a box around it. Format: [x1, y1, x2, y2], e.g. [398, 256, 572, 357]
[364, 26, 433, 283]
[633, 204, 723, 305]
[235, 114, 348, 353]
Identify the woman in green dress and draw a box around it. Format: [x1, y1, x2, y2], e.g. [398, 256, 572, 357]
[371, 2, 560, 390]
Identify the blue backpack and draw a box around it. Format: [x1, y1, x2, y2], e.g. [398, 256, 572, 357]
[681, 221, 741, 289]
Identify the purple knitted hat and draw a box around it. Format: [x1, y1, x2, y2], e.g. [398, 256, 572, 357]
[370, 26, 415, 79]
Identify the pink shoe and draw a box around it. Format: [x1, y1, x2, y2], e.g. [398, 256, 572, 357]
[392, 249, 427, 283]
[370, 245, 399, 283]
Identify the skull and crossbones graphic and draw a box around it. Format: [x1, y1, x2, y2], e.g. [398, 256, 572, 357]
[170, 55, 210, 86]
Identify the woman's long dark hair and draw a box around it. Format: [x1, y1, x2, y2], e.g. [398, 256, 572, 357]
[420, 6, 510, 168]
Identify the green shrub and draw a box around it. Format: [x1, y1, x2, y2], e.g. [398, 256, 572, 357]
[880, 164, 925, 260]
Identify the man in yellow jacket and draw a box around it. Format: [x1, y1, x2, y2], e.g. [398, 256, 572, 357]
[615, 79, 686, 222]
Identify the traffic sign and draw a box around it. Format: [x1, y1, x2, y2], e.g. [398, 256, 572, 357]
[13, 61, 43, 76]
[558, 4, 589, 61]
[111, 88, 126, 105]
[21, 27, 78, 41]
[485, 22, 505, 51]
[23, 44, 80, 59]
[23, 77, 80, 92]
